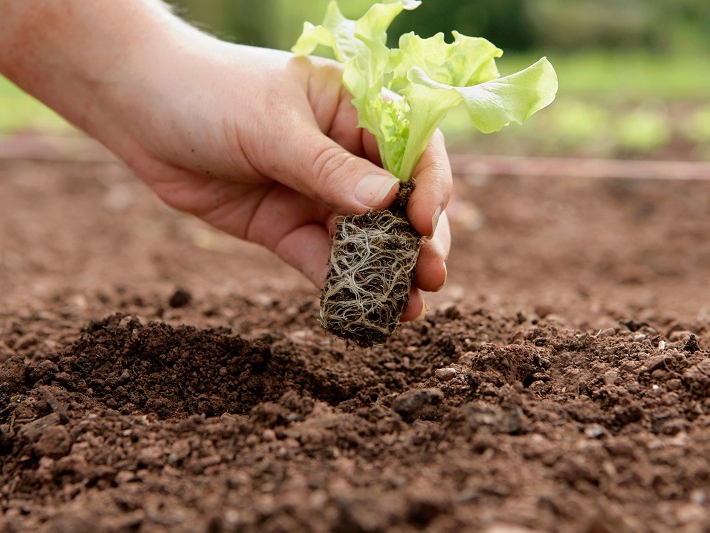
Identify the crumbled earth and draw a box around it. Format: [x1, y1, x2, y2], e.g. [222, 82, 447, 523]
[2, 141, 710, 532]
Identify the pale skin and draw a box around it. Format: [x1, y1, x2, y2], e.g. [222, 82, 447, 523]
[0, 0, 452, 321]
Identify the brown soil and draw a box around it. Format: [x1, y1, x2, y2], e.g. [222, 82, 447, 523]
[2, 139, 710, 532]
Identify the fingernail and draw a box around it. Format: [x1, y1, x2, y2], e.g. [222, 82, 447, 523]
[414, 299, 428, 321]
[429, 206, 442, 239]
[355, 175, 399, 208]
[436, 262, 448, 292]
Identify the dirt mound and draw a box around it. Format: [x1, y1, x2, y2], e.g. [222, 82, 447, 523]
[3, 305, 710, 531]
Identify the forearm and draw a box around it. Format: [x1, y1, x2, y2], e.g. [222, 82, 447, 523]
[0, 0, 193, 135]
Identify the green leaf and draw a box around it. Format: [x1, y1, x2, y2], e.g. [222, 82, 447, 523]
[408, 57, 559, 134]
[293, 1, 558, 182]
[291, 2, 355, 62]
[391, 32, 502, 92]
[355, 1, 421, 47]
[393, 81, 462, 179]
[292, 0, 418, 65]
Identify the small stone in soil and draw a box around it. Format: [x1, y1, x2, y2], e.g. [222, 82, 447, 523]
[393, 388, 444, 422]
[461, 402, 525, 435]
[584, 424, 605, 439]
[435, 368, 457, 381]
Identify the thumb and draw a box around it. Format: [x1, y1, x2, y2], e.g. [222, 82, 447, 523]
[266, 125, 400, 215]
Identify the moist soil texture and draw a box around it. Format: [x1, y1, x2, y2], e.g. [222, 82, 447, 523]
[2, 144, 710, 532]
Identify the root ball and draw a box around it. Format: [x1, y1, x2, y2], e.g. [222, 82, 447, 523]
[320, 187, 420, 347]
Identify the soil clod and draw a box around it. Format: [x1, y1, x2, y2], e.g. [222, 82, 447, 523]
[392, 388, 444, 422]
[0, 428, 14, 455]
[168, 288, 193, 308]
[683, 334, 701, 353]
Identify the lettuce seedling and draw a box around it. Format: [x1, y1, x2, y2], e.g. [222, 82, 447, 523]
[293, 0, 558, 347]
[294, 0, 557, 181]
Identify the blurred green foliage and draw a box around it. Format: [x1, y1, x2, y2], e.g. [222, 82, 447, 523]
[439, 50, 710, 160]
[169, 0, 377, 51]
[1, 0, 709, 160]
[171, 0, 710, 54]
[163, 0, 710, 160]
[0, 77, 70, 132]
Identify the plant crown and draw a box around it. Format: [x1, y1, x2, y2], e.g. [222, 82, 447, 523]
[293, 0, 558, 181]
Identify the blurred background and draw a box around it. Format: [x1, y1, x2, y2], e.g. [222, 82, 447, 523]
[2, 0, 709, 161]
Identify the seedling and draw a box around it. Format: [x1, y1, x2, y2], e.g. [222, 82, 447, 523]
[293, 0, 558, 347]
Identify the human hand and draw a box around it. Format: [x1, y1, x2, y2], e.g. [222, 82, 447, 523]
[119, 40, 451, 320]
[0, 1, 451, 321]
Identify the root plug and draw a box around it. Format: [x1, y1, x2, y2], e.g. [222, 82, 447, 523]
[321, 184, 419, 347]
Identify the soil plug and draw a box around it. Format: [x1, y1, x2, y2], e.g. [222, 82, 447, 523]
[321, 183, 419, 346]
[293, 0, 558, 345]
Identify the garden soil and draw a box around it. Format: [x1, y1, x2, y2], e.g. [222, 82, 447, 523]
[2, 141, 710, 532]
